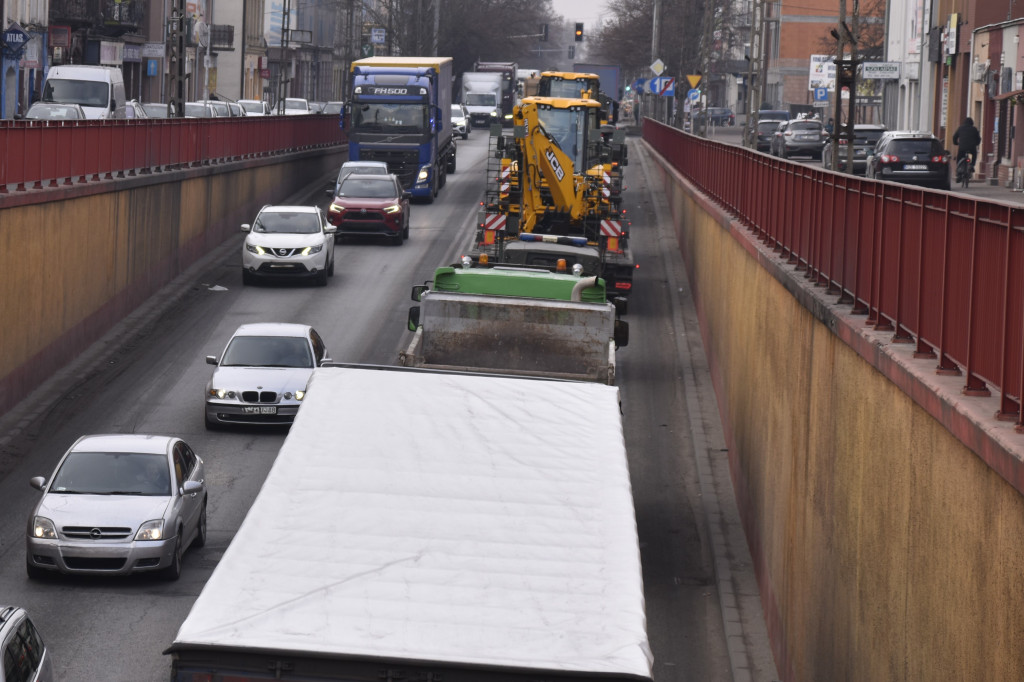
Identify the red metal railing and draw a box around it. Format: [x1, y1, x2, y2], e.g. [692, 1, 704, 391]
[645, 119, 1024, 429]
[0, 116, 345, 192]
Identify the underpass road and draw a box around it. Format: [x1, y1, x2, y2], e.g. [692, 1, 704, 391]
[0, 129, 777, 682]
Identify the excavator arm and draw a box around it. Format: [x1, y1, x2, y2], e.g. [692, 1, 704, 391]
[513, 99, 588, 224]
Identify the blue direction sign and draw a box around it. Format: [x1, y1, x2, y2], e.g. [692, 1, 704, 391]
[2, 22, 29, 54]
[634, 78, 647, 94]
[687, 88, 700, 102]
[649, 76, 675, 97]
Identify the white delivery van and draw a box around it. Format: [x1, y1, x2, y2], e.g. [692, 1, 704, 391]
[41, 65, 127, 119]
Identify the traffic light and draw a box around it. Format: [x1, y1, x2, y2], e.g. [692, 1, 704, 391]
[574, 23, 583, 42]
[568, 45, 575, 59]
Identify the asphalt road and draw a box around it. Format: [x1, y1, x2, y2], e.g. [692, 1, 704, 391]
[0, 129, 778, 682]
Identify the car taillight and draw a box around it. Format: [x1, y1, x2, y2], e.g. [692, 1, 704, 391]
[931, 155, 945, 163]
[880, 154, 898, 163]
[838, 139, 847, 145]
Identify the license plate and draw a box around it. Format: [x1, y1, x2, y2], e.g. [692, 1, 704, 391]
[243, 406, 277, 414]
[905, 164, 928, 170]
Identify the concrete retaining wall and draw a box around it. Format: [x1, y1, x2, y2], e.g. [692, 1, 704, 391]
[644, 142, 1024, 681]
[0, 151, 343, 416]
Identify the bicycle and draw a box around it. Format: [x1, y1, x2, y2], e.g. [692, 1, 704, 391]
[956, 153, 975, 189]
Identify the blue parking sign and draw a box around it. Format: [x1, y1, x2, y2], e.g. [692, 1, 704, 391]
[813, 87, 828, 101]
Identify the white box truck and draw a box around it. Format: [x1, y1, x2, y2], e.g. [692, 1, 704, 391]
[166, 366, 652, 682]
[461, 71, 504, 128]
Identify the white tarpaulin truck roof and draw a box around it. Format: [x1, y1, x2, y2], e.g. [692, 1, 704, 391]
[168, 367, 652, 681]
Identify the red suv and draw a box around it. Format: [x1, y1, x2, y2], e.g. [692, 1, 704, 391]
[327, 174, 411, 245]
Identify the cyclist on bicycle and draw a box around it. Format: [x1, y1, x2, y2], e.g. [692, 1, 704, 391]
[953, 117, 981, 176]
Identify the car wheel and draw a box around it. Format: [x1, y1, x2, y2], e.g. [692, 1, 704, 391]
[462, 133, 468, 140]
[315, 268, 328, 286]
[327, 256, 335, 277]
[242, 269, 254, 286]
[426, 176, 437, 203]
[193, 499, 207, 548]
[161, 533, 183, 581]
[403, 217, 410, 239]
[448, 153, 456, 174]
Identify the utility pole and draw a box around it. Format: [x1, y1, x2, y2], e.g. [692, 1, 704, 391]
[846, 0, 859, 172]
[168, 0, 187, 117]
[744, 0, 765, 146]
[650, 0, 660, 122]
[830, 0, 846, 172]
[276, 0, 291, 114]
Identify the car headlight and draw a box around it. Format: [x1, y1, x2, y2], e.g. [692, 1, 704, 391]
[417, 166, 430, 182]
[246, 243, 265, 255]
[329, 203, 345, 214]
[135, 520, 164, 541]
[490, 111, 498, 117]
[208, 388, 237, 399]
[383, 204, 402, 214]
[32, 516, 57, 539]
[301, 244, 324, 255]
[295, 390, 305, 401]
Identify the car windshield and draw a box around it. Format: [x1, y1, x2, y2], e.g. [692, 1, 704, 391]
[451, 105, 464, 116]
[338, 177, 398, 198]
[758, 121, 780, 133]
[142, 103, 169, 117]
[253, 211, 321, 234]
[855, 130, 885, 145]
[285, 100, 307, 111]
[26, 104, 82, 120]
[323, 102, 343, 114]
[42, 79, 108, 107]
[50, 451, 171, 496]
[790, 121, 821, 131]
[185, 103, 212, 117]
[464, 93, 497, 107]
[546, 79, 593, 98]
[221, 335, 313, 368]
[351, 102, 429, 132]
[890, 139, 942, 156]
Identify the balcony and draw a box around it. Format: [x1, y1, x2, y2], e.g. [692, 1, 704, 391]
[49, 0, 144, 35]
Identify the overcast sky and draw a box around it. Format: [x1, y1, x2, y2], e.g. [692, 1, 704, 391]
[550, 0, 608, 35]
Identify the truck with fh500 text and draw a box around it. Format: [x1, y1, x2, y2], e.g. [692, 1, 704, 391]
[345, 56, 456, 202]
[401, 261, 628, 384]
[166, 365, 653, 682]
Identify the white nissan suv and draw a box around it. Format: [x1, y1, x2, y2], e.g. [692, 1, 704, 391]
[241, 205, 336, 286]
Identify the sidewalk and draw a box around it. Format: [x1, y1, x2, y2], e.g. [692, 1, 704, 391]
[644, 118, 1024, 206]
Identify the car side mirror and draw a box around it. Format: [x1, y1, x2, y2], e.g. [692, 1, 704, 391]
[241, 223, 251, 232]
[29, 476, 46, 491]
[324, 224, 337, 234]
[411, 284, 428, 302]
[319, 356, 333, 365]
[407, 306, 421, 332]
[205, 355, 218, 365]
[182, 480, 203, 495]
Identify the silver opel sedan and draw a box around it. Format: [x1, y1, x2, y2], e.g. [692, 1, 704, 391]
[204, 323, 331, 429]
[26, 434, 206, 581]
